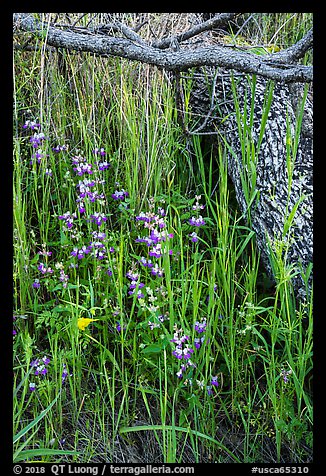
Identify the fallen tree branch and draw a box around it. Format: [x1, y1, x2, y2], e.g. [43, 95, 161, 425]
[13, 13, 313, 83]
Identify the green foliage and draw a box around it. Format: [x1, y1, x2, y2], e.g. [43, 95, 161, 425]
[13, 13, 312, 464]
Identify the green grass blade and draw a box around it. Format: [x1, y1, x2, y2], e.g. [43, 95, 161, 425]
[13, 394, 60, 444]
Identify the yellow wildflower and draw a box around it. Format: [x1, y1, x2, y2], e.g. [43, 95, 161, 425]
[77, 317, 99, 331]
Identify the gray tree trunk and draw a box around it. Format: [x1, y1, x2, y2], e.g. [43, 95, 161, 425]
[190, 69, 313, 301]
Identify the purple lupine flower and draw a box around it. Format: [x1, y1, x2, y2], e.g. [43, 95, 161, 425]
[71, 246, 91, 259]
[29, 132, 47, 148]
[37, 366, 48, 376]
[37, 263, 54, 274]
[75, 249, 86, 260]
[31, 356, 51, 376]
[139, 257, 153, 268]
[32, 279, 41, 289]
[90, 212, 108, 226]
[52, 144, 68, 153]
[77, 179, 96, 197]
[151, 264, 164, 277]
[189, 232, 199, 242]
[92, 231, 107, 240]
[97, 160, 110, 171]
[158, 314, 168, 323]
[280, 368, 292, 384]
[92, 248, 106, 260]
[135, 236, 152, 245]
[107, 268, 113, 277]
[171, 327, 194, 362]
[93, 147, 106, 156]
[29, 382, 36, 392]
[86, 190, 106, 202]
[182, 346, 194, 360]
[30, 358, 39, 368]
[176, 364, 187, 378]
[189, 215, 206, 227]
[71, 155, 87, 165]
[61, 364, 70, 384]
[89, 241, 106, 250]
[38, 249, 52, 257]
[159, 217, 167, 228]
[23, 120, 41, 130]
[194, 318, 207, 333]
[170, 329, 190, 346]
[211, 376, 219, 387]
[148, 320, 161, 330]
[176, 360, 196, 378]
[76, 199, 86, 213]
[111, 189, 128, 200]
[149, 229, 162, 244]
[42, 356, 51, 365]
[126, 270, 140, 281]
[31, 149, 47, 164]
[172, 345, 194, 360]
[128, 280, 145, 290]
[194, 336, 205, 349]
[58, 211, 77, 229]
[59, 269, 69, 288]
[149, 244, 163, 258]
[192, 196, 205, 211]
[206, 385, 213, 396]
[128, 286, 145, 298]
[73, 162, 93, 176]
[34, 365, 48, 375]
[172, 347, 184, 360]
[70, 247, 79, 258]
[157, 207, 166, 217]
[136, 212, 152, 223]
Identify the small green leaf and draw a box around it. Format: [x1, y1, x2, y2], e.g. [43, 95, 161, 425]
[141, 344, 163, 354]
[60, 231, 69, 245]
[50, 284, 63, 292]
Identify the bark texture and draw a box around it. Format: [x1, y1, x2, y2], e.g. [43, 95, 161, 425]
[190, 69, 313, 301]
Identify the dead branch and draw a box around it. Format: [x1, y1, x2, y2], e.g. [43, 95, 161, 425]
[13, 13, 313, 83]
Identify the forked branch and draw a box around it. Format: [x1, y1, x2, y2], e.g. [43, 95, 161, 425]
[13, 13, 313, 83]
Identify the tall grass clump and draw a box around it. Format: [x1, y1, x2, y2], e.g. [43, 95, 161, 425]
[220, 70, 313, 462]
[13, 13, 312, 464]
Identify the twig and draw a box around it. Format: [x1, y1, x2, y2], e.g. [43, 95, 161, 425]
[151, 13, 239, 49]
[189, 68, 220, 134]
